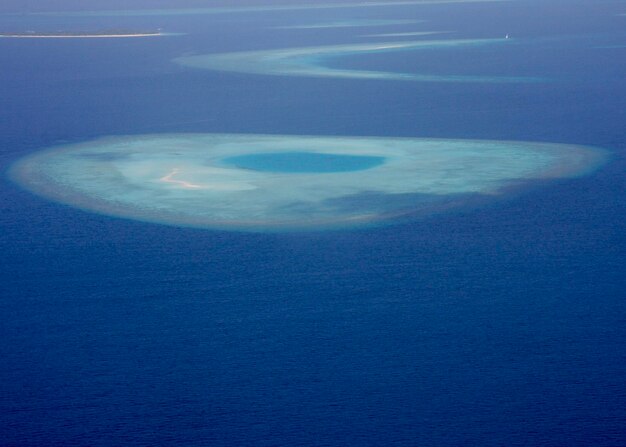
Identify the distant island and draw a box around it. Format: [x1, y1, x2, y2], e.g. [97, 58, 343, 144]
[0, 29, 164, 38]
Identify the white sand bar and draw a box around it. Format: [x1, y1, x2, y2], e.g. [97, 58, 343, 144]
[0, 33, 164, 39]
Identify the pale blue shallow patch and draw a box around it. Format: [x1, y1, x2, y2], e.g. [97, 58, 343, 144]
[221, 152, 386, 173]
[175, 38, 542, 83]
[274, 19, 421, 30]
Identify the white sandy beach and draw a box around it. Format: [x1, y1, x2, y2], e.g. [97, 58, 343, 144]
[0, 33, 163, 39]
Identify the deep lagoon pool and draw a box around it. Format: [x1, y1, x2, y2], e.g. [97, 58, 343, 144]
[220, 151, 386, 173]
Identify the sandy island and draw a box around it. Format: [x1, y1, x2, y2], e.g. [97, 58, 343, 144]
[0, 32, 163, 39]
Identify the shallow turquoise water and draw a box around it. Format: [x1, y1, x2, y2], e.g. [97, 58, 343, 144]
[220, 151, 386, 173]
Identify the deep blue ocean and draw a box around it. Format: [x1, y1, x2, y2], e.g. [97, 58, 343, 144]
[1, 1, 625, 445]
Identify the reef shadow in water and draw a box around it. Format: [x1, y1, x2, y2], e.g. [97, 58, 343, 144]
[74, 152, 132, 162]
[322, 190, 486, 217]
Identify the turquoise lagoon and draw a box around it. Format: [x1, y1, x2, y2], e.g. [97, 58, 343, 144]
[220, 152, 386, 173]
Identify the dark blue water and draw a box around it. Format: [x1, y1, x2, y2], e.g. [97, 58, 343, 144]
[221, 152, 386, 173]
[1, 1, 625, 446]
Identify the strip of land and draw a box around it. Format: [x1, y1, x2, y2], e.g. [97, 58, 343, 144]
[0, 32, 163, 38]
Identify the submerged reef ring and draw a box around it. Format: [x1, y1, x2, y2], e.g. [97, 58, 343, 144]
[9, 134, 607, 232]
[175, 39, 540, 83]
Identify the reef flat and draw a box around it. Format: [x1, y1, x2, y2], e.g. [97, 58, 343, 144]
[9, 134, 607, 232]
[175, 39, 540, 83]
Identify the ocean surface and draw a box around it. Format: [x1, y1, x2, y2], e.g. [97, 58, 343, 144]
[1, 1, 625, 445]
